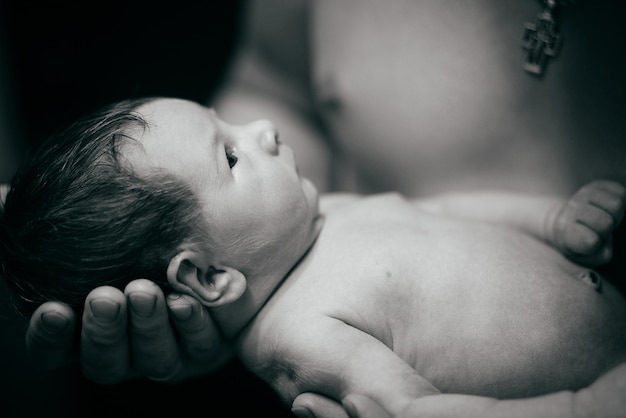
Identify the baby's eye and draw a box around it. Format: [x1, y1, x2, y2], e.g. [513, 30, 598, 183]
[225, 146, 238, 168]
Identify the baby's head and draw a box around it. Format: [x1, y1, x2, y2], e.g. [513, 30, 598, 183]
[1, 97, 321, 316]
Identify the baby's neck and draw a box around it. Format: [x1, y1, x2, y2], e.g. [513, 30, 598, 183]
[212, 211, 326, 338]
[211, 242, 317, 339]
[210, 287, 264, 339]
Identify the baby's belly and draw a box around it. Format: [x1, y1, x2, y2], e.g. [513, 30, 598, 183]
[398, 222, 626, 397]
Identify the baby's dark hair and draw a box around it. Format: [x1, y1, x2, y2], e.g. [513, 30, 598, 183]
[0, 97, 206, 317]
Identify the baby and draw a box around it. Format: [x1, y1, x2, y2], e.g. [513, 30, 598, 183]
[2, 98, 625, 416]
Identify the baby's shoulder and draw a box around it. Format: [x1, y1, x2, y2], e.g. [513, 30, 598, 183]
[320, 192, 414, 227]
[319, 192, 361, 212]
[320, 192, 407, 213]
[237, 309, 350, 401]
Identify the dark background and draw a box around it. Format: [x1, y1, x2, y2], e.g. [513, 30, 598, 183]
[0, 1, 293, 416]
[0, 0, 242, 149]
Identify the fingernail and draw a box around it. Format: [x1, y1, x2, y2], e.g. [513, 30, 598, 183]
[170, 304, 193, 320]
[291, 407, 315, 418]
[41, 311, 70, 331]
[167, 293, 182, 301]
[128, 292, 156, 317]
[89, 299, 120, 320]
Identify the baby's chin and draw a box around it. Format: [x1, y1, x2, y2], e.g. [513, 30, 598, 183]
[301, 176, 320, 210]
[304, 186, 324, 248]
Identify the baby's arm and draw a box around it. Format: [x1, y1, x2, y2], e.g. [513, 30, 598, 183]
[413, 180, 625, 266]
[245, 316, 439, 418]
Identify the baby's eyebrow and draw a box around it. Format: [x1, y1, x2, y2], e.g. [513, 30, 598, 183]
[203, 107, 223, 132]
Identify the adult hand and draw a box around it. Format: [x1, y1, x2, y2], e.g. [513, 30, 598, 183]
[26, 279, 233, 384]
[342, 394, 390, 418]
[0, 184, 8, 203]
[339, 362, 626, 418]
[292, 392, 492, 418]
[292, 393, 349, 418]
[7, 180, 232, 383]
[341, 393, 498, 418]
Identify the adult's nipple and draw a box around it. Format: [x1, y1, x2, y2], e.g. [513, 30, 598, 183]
[580, 270, 602, 292]
[314, 75, 342, 113]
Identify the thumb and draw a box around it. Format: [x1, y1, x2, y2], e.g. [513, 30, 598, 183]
[343, 394, 391, 418]
[26, 301, 78, 370]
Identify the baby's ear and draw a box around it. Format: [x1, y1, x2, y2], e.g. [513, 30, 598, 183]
[167, 250, 247, 307]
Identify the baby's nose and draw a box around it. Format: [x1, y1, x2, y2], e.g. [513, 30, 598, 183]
[252, 119, 279, 155]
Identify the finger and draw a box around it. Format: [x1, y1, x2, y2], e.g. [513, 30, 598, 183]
[574, 205, 616, 237]
[81, 286, 131, 384]
[0, 184, 9, 204]
[588, 188, 626, 226]
[572, 240, 613, 268]
[588, 180, 626, 197]
[343, 394, 391, 418]
[125, 279, 182, 381]
[25, 301, 77, 370]
[168, 293, 234, 374]
[292, 393, 350, 418]
[561, 222, 602, 255]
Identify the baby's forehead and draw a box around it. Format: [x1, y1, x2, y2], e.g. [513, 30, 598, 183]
[138, 98, 213, 125]
[134, 99, 219, 145]
[124, 98, 220, 189]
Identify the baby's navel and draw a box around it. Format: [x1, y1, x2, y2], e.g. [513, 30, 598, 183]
[579, 270, 602, 292]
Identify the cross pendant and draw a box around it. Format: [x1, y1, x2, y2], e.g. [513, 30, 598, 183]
[522, 8, 562, 75]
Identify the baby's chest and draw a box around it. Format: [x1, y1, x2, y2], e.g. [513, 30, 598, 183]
[307, 199, 524, 293]
[292, 201, 577, 347]
[278, 204, 454, 346]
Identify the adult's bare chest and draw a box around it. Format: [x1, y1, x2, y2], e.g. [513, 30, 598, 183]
[312, 0, 626, 196]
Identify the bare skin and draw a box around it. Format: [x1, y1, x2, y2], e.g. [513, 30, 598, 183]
[341, 360, 626, 418]
[20, 0, 626, 412]
[217, 0, 626, 196]
[105, 99, 626, 416]
[236, 183, 626, 417]
[25, 280, 232, 383]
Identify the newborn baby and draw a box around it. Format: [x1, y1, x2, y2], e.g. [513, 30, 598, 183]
[2, 98, 625, 417]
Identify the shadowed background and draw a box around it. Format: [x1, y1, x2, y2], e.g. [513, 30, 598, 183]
[0, 1, 292, 416]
